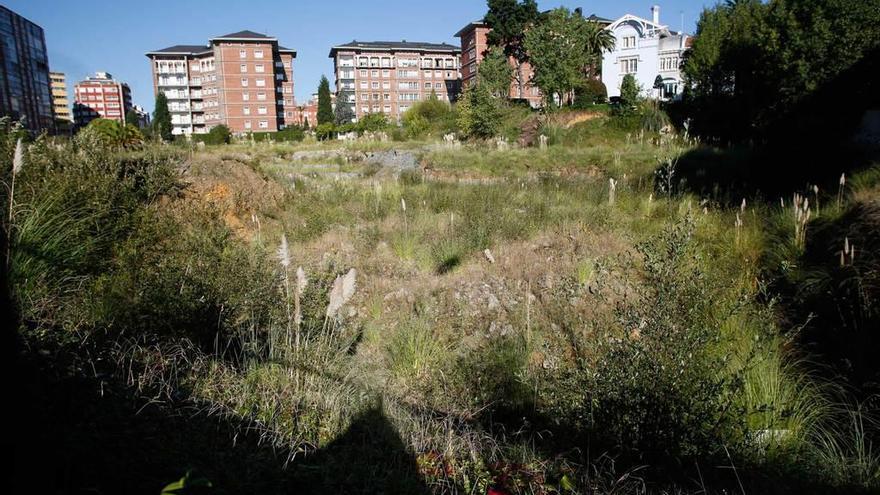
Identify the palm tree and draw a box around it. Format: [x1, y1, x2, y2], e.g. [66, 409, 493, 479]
[583, 20, 615, 78]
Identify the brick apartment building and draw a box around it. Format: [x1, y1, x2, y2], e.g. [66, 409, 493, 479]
[292, 93, 318, 127]
[146, 30, 296, 136]
[73, 72, 133, 127]
[0, 6, 54, 133]
[454, 21, 542, 107]
[329, 41, 462, 122]
[455, 13, 611, 107]
[50, 71, 71, 122]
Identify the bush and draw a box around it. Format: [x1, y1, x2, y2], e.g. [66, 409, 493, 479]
[619, 74, 640, 110]
[315, 123, 336, 141]
[455, 83, 502, 140]
[401, 94, 455, 139]
[357, 113, 389, 134]
[573, 79, 608, 108]
[194, 125, 230, 145]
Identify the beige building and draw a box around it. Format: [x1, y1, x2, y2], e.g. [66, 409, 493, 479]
[49, 72, 72, 122]
[329, 41, 462, 122]
[146, 30, 296, 135]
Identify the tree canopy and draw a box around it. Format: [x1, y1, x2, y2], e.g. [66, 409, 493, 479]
[477, 47, 514, 99]
[152, 93, 172, 142]
[681, 0, 880, 142]
[317, 76, 333, 125]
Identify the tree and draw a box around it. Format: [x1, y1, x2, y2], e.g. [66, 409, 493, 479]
[523, 8, 592, 107]
[334, 94, 355, 125]
[477, 47, 514, 99]
[455, 83, 502, 140]
[125, 109, 139, 128]
[582, 19, 615, 77]
[619, 74, 640, 108]
[485, 0, 539, 99]
[85, 118, 144, 148]
[152, 93, 172, 142]
[201, 124, 231, 145]
[317, 76, 333, 125]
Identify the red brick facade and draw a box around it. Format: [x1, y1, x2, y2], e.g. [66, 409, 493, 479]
[330, 41, 462, 122]
[455, 22, 543, 107]
[147, 31, 296, 135]
[73, 72, 133, 127]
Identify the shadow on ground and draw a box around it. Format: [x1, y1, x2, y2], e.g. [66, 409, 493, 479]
[12, 340, 428, 495]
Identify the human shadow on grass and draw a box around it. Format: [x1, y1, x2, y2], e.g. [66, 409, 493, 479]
[13, 339, 428, 495]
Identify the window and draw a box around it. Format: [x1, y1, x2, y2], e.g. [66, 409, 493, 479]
[424, 82, 431, 89]
[425, 72, 432, 79]
[360, 69, 368, 77]
[622, 36, 636, 49]
[371, 82, 379, 89]
[259, 121, 268, 129]
[258, 106, 267, 115]
[435, 82, 442, 89]
[243, 107, 251, 115]
[254, 50, 264, 59]
[383, 104, 391, 113]
[257, 92, 266, 100]
[383, 93, 390, 100]
[361, 94, 369, 101]
[276, 74, 284, 80]
[382, 70, 390, 78]
[255, 64, 265, 73]
[360, 81, 368, 89]
[240, 64, 247, 73]
[241, 78, 249, 87]
[240, 49, 247, 58]
[620, 57, 638, 74]
[256, 79, 266, 87]
[244, 121, 252, 129]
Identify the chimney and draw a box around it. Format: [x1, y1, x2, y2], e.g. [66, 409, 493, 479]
[651, 5, 660, 24]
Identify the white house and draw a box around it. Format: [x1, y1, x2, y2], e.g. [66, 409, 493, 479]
[601, 5, 690, 101]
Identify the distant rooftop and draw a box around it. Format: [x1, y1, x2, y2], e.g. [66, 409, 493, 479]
[211, 30, 276, 41]
[455, 12, 612, 37]
[329, 40, 460, 57]
[145, 44, 212, 55]
[147, 30, 295, 57]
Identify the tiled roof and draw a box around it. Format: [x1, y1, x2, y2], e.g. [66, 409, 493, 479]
[586, 14, 614, 24]
[454, 21, 488, 38]
[145, 44, 211, 55]
[329, 40, 460, 57]
[213, 30, 275, 40]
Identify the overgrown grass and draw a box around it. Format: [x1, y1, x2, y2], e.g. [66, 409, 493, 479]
[6, 113, 879, 494]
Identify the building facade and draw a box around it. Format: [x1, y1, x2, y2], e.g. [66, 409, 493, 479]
[50, 71, 71, 122]
[132, 104, 151, 129]
[329, 41, 462, 122]
[454, 21, 542, 107]
[146, 30, 296, 135]
[73, 72, 133, 127]
[0, 6, 53, 133]
[601, 6, 689, 101]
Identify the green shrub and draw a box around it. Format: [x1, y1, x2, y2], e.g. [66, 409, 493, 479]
[193, 124, 230, 145]
[619, 74, 640, 109]
[357, 113, 390, 134]
[455, 83, 502, 140]
[573, 79, 608, 107]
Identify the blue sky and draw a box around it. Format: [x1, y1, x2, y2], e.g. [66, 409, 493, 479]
[5, 0, 715, 113]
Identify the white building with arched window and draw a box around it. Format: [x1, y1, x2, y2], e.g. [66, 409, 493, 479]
[601, 5, 690, 101]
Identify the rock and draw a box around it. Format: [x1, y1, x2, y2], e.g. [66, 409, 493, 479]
[483, 249, 495, 264]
